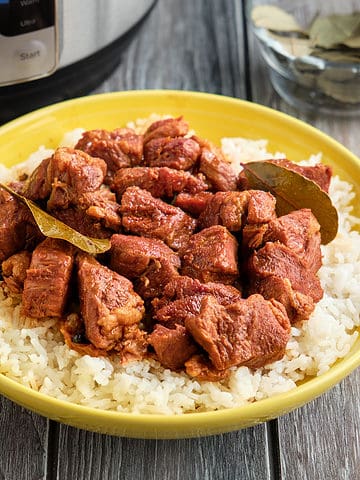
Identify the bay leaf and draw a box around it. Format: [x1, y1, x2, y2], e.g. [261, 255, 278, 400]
[309, 13, 360, 49]
[242, 161, 338, 245]
[311, 48, 360, 63]
[343, 35, 360, 48]
[251, 5, 303, 33]
[268, 33, 312, 57]
[318, 74, 360, 103]
[0, 183, 110, 255]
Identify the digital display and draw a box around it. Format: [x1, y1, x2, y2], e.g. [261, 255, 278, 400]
[0, 0, 55, 36]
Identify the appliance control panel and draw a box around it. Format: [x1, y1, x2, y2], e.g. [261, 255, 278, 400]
[0, 0, 58, 86]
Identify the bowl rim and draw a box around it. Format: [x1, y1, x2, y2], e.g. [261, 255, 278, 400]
[0, 89, 360, 437]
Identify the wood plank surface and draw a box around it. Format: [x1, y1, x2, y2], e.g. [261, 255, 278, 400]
[54, 424, 270, 480]
[96, 0, 245, 98]
[0, 397, 48, 480]
[1, 0, 359, 479]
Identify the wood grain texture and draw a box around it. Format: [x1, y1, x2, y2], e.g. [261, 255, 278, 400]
[54, 424, 270, 480]
[94, 0, 246, 98]
[0, 397, 48, 480]
[278, 375, 360, 480]
[1, 0, 359, 479]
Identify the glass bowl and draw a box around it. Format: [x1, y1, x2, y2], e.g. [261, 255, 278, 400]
[248, 0, 360, 115]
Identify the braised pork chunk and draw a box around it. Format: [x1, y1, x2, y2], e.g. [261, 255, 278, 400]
[173, 192, 214, 217]
[23, 147, 121, 238]
[143, 116, 189, 143]
[198, 190, 276, 231]
[112, 166, 207, 200]
[148, 324, 198, 370]
[75, 127, 143, 180]
[22, 238, 75, 318]
[143, 136, 200, 170]
[0, 188, 43, 262]
[2, 251, 31, 294]
[152, 276, 242, 328]
[110, 234, 180, 299]
[121, 186, 196, 250]
[181, 225, 239, 284]
[263, 208, 322, 273]
[185, 294, 290, 371]
[77, 253, 145, 354]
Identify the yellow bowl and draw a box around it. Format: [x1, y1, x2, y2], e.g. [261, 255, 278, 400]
[0, 90, 359, 439]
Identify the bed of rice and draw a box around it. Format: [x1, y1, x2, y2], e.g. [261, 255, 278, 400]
[0, 120, 359, 415]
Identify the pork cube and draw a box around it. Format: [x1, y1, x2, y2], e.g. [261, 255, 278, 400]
[121, 187, 196, 250]
[143, 116, 189, 143]
[263, 209, 322, 274]
[143, 136, 200, 170]
[110, 234, 180, 299]
[196, 137, 238, 191]
[112, 167, 207, 200]
[246, 190, 277, 224]
[248, 242, 323, 303]
[198, 191, 249, 231]
[152, 276, 242, 327]
[24, 147, 107, 209]
[173, 192, 214, 217]
[75, 127, 143, 179]
[148, 324, 198, 370]
[185, 294, 290, 370]
[181, 225, 239, 284]
[62, 315, 148, 363]
[0, 189, 42, 262]
[2, 251, 31, 293]
[78, 188, 122, 231]
[198, 190, 276, 231]
[250, 275, 315, 324]
[21, 239, 75, 318]
[77, 253, 145, 352]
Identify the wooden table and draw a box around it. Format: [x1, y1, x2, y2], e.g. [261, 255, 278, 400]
[2, 1, 359, 479]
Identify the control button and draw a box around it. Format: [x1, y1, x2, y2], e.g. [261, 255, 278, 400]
[0, 0, 55, 36]
[19, 17, 40, 30]
[13, 39, 47, 71]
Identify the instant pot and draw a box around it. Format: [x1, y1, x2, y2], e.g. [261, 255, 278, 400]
[0, 0, 156, 123]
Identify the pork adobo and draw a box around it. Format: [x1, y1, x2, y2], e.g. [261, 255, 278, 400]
[0, 116, 332, 381]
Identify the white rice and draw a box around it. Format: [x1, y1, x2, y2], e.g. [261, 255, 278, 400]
[0, 127, 359, 414]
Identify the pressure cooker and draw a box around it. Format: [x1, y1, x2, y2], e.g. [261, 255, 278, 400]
[0, 0, 156, 122]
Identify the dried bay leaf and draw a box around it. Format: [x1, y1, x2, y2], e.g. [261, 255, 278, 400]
[268, 32, 312, 57]
[318, 74, 360, 103]
[311, 48, 360, 63]
[309, 13, 360, 49]
[0, 183, 110, 255]
[242, 161, 338, 245]
[251, 5, 304, 33]
[343, 35, 360, 48]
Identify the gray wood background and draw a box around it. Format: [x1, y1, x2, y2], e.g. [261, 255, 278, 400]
[2, 1, 360, 479]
